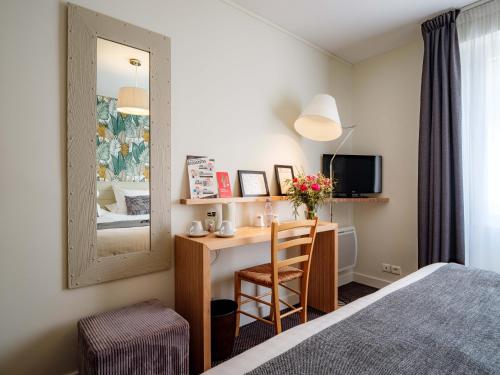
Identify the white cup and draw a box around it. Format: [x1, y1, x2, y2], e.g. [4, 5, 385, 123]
[219, 220, 235, 236]
[188, 221, 204, 235]
[254, 214, 265, 227]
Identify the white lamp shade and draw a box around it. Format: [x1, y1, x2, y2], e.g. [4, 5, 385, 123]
[294, 94, 342, 141]
[117, 87, 149, 116]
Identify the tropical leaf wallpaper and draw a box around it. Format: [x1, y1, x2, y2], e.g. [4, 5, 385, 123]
[96, 95, 150, 182]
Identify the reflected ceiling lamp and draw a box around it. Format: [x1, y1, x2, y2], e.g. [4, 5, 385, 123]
[117, 58, 149, 116]
[294, 94, 355, 222]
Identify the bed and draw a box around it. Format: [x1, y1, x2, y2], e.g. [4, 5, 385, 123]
[97, 211, 150, 257]
[96, 181, 150, 257]
[205, 263, 500, 375]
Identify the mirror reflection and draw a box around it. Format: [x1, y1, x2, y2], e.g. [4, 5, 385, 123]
[95, 38, 150, 257]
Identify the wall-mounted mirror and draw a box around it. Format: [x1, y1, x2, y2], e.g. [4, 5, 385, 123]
[67, 4, 171, 288]
[96, 39, 151, 258]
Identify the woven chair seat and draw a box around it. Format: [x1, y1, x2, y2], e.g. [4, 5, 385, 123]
[237, 263, 303, 287]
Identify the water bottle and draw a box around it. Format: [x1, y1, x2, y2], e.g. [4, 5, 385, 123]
[264, 198, 274, 227]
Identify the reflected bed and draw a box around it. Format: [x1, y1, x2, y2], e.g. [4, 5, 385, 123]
[96, 181, 150, 257]
[97, 211, 150, 257]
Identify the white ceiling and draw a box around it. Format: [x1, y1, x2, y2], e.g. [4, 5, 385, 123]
[97, 38, 149, 98]
[229, 0, 474, 63]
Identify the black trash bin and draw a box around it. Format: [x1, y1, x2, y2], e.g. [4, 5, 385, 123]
[211, 299, 237, 361]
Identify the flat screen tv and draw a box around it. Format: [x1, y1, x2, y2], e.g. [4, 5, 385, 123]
[322, 154, 382, 197]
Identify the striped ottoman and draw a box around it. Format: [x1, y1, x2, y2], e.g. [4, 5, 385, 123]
[78, 299, 189, 375]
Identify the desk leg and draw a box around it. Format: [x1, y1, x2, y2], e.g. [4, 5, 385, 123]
[308, 229, 338, 313]
[175, 237, 211, 374]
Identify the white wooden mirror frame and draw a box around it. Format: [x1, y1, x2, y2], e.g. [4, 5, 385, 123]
[67, 4, 171, 288]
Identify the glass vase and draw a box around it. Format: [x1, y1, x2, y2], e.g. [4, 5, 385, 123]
[305, 206, 317, 220]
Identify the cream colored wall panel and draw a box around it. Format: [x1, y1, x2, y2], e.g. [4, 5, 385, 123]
[352, 39, 423, 283]
[0, 0, 352, 373]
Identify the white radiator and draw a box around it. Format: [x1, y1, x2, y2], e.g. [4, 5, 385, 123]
[338, 226, 357, 272]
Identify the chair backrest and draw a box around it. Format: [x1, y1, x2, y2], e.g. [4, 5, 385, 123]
[270, 218, 319, 275]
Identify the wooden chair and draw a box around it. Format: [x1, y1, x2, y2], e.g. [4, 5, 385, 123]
[234, 218, 319, 335]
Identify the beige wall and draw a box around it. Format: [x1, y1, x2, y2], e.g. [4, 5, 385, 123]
[352, 39, 423, 286]
[0, 1, 423, 372]
[0, 0, 353, 373]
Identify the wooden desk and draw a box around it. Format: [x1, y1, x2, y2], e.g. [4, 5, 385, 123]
[175, 221, 338, 374]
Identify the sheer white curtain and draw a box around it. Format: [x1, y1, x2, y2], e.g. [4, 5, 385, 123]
[458, 0, 500, 273]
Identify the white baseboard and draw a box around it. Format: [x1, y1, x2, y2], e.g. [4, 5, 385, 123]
[353, 272, 391, 289]
[338, 270, 354, 286]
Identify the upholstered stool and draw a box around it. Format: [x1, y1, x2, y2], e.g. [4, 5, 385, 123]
[78, 299, 189, 375]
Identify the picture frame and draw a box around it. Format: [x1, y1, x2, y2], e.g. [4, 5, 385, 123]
[274, 165, 295, 196]
[238, 170, 270, 197]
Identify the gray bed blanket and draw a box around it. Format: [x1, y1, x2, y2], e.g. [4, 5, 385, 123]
[247, 264, 500, 375]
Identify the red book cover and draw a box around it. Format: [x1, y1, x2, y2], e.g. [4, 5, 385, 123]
[216, 172, 232, 198]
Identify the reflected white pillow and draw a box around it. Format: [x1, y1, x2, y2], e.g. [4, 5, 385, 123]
[97, 203, 104, 217]
[111, 184, 149, 214]
[106, 203, 117, 212]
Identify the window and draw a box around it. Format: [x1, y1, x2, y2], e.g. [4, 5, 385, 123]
[459, 1, 500, 272]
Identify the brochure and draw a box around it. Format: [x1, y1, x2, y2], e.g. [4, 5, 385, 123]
[187, 156, 217, 199]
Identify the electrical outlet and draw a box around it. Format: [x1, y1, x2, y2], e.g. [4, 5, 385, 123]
[382, 263, 391, 273]
[391, 265, 402, 275]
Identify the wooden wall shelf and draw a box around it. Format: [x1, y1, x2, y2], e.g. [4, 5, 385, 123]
[179, 196, 389, 205]
[330, 197, 389, 203]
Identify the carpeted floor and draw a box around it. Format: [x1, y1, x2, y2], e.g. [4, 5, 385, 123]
[338, 281, 378, 304]
[212, 282, 378, 367]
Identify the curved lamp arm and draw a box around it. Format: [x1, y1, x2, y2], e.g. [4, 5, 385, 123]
[329, 126, 356, 222]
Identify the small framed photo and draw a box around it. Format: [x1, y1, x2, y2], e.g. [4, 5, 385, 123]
[238, 170, 270, 197]
[274, 165, 295, 195]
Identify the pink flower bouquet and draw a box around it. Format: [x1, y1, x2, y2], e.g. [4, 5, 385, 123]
[286, 172, 333, 219]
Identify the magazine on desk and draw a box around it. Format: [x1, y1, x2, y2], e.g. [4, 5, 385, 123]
[187, 156, 217, 199]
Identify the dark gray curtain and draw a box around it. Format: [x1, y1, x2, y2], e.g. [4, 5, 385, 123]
[418, 10, 465, 268]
